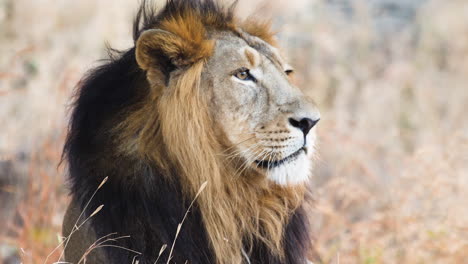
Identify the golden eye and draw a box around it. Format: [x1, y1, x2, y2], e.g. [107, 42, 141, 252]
[235, 71, 249, 80]
[233, 68, 256, 82]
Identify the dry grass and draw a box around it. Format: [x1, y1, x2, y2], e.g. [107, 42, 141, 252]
[0, 135, 68, 263]
[289, 1, 468, 263]
[1, 0, 467, 263]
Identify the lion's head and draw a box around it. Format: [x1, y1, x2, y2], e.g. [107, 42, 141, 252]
[64, 1, 319, 263]
[134, 4, 320, 188]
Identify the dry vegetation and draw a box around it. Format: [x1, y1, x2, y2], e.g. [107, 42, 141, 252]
[1, 0, 467, 263]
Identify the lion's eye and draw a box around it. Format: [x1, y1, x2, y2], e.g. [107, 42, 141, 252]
[285, 69, 294, 76]
[236, 71, 249, 80]
[234, 68, 256, 82]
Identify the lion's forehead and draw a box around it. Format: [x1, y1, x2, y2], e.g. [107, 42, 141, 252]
[211, 32, 286, 70]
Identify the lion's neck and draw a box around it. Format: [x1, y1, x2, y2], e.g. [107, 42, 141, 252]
[173, 158, 308, 264]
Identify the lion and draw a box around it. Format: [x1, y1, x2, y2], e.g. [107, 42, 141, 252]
[62, 0, 320, 263]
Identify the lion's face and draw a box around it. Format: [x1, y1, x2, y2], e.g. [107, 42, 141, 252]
[204, 33, 320, 185]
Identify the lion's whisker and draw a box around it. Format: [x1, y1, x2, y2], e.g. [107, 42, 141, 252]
[230, 145, 260, 167]
[255, 149, 271, 169]
[231, 148, 265, 179]
[220, 136, 257, 156]
[267, 150, 275, 172]
[224, 142, 261, 162]
[225, 145, 260, 176]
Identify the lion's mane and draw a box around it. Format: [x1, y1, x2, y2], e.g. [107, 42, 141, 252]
[63, 1, 313, 263]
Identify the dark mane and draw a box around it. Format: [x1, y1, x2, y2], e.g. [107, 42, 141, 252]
[63, 0, 236, 201]
[62, 1, 313, 263]
[62, 1, 231, 262]
[133, 0, 235, 42]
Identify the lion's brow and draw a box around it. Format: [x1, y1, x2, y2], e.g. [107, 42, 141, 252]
[255, 45, 285, 71]
[244, 47, 260, 68]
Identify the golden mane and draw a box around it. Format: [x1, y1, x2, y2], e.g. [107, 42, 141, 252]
[113, 2, 308, 263]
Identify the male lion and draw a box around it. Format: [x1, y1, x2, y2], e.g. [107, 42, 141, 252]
[62, 0, 320, 263]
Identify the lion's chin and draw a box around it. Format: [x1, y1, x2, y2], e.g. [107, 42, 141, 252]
[266, 153, 311, 186]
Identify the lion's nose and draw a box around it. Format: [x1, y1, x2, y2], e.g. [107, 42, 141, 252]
[288, 117, 319, 136]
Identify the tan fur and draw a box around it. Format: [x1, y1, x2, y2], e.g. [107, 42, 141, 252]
[244, 47, 260, 67]
[117, 7, 309, 264]
[118, 60, 307, 263]
[242, 20, 277, 46]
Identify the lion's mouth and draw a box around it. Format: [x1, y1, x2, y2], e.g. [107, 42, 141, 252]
[255, 147, 307, 169]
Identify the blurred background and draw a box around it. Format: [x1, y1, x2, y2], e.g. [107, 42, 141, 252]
[0, 0, 467, 263]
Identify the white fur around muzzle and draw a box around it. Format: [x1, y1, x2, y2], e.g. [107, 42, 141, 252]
[267, 153, 312, 185]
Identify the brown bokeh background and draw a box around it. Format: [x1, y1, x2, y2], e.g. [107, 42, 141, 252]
[1, 0, 467, 263]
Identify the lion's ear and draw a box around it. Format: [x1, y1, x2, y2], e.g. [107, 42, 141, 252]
[135, 29, 213, 72]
